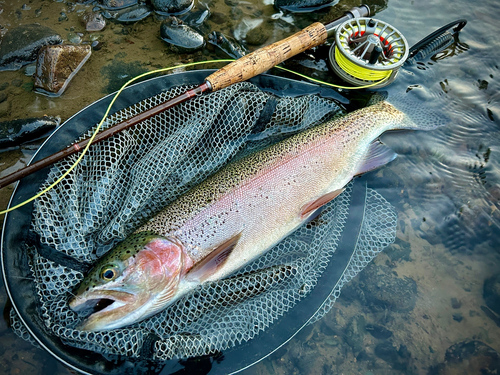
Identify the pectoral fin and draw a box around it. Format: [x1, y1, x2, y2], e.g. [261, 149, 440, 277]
[186, 233, 241, 282]
[300, 188, 344, 219]
[355, 139, 397, 176]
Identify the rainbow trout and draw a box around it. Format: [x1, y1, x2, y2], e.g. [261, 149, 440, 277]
[69, 100, 435, 330]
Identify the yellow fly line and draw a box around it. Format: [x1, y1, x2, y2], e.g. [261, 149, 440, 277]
[334, 46, 393, 82]
[0, 58, 385, 215]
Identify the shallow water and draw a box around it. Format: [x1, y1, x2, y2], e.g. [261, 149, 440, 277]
[0, 0, 499, 372]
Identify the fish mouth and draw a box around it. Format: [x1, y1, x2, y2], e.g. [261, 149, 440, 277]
[70, 297, 120, 315]
[69, 291, 136, 331]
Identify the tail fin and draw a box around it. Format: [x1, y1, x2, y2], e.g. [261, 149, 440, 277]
[385, 86, 450, 131]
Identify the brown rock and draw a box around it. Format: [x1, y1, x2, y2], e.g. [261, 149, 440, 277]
[82, 12, 106, 32]
[33, 44, 91, 96]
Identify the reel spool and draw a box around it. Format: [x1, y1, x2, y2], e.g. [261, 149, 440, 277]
[329, 17, 409, 88]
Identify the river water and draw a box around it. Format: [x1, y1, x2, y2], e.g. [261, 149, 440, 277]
[0, 0, 499, 373]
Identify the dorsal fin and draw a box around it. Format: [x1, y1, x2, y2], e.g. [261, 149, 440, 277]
[186, 233, 241, 282]
[355, 139, 397, 176]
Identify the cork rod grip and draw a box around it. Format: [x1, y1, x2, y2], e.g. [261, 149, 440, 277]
[205, 22, 328, 92]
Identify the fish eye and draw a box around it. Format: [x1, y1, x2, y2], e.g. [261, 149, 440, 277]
[100, 266, 119, 281]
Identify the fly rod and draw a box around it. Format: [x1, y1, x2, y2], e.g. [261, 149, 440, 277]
[0, 5, 369, 190]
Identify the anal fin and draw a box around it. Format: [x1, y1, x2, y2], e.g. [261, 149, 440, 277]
[300, 188, 344, 219]
[186, 233, 241, 282]
[355, 139, 397, 176]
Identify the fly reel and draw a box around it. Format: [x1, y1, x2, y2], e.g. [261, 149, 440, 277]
[329, 17, 409, 88]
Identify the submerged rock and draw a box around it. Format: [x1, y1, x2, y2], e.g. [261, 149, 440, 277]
[246, 26, 271, 46]
[365, 324, 393, 340]
[374, 342, 410, 372]
[359, 264, 417, 312]
[0, 116, 59, 148]
[180, 9, 210, 35]
[160, 17, 205, 53]
[34, 45, 91, 96]
[429, 340, 500, 375]
[207, 31, 247, 59]
[274, 0, 338, 12]
[0, 24, 62, 71]
[100, 0, 138, 9]
[82, 12, 106, 32]
[102, 4, 152, 23]
[483, 274, 500, 316]
[151, 0, 193, 15]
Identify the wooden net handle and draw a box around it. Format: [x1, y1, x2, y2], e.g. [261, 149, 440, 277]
[205, 22, 328, 92]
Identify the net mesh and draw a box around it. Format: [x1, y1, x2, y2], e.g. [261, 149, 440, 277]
[10, 81, 396, 360]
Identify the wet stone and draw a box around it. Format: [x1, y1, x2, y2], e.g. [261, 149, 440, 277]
[102, 4, 152, 23]
[0, 116, 59, 148]
[160, 17, 205, 53]
[344, 315, 366, 355]
[274, 0, 335, 12]
[91, 40, 104, 51]
[374, 342, 410, 372]
[24, 64, 36, 76]
[481, 306, 500, 327]
[365, 324, 393, 340]
[246, 26, 270, 46]
[0, 101, 11, 118]
[451, 297, 462, 309]
[429, 340, 500, 375]
[210, 12, 229, 25]
[11, 79, 23, 87]
[384, 237, 412, 262]
[180, 9, 210, 35]
[151, 0, 193, 14]
[67, 32, 83, 44]
[34, 44, 92, 96]
[207, 31, 247, 59]
[452, 313, 463, 322]
[82, 12, 106, 32]
[59, 12, 68, 21]
[101, 0, 138, 9]
[483, 274, 500, 315]
[359, 264, 417, 312]
[0, 24, 63, 71]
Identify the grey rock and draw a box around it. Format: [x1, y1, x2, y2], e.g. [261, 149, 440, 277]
[207, 31, 247, 59]
[246, 26, 270, 46]
[0, 24, 62, 71]
[365, 324, 393, 340]
[483, 274, 500, 315]
[359, 264, 417, 312]
[151, 0, 193, 14]
[274, 0, 336, 12]
[428, 340, 500, 375]
[374, 342, 410, 372]
[0, 116, 59, 147]
[102, 4, 152, 23]
[101, 0, 138, 9]
[0, 100, 11, 118]
[160, 17, 205, 53]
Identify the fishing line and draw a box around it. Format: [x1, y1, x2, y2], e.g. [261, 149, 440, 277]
[333, 46, 393, 81]
[0, 60, 232, 215]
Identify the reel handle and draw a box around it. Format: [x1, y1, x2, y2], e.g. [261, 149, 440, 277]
[205, 22, 328, 92]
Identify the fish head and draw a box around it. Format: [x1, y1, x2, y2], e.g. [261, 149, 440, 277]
[69, 232, 189, 331]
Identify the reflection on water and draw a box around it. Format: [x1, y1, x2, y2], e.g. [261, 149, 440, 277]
[0, 0, 499, 372]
